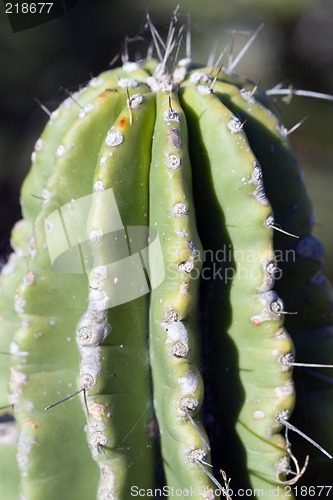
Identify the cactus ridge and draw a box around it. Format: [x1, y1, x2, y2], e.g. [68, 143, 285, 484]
[179, 82, 296, 494]
[210, 76, 333, 480]
[78, 89, 156, 498]
[149, 90, 212, 492]
[1, 14, 333, 499]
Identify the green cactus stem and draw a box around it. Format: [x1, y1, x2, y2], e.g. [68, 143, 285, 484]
[1, 14, 332, 500]
[180, 82, 295, 495]
[149, 91, 212, 493]
[77, 88, 156, 498]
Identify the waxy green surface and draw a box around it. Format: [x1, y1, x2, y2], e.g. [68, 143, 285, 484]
[0, 53, 332, 499]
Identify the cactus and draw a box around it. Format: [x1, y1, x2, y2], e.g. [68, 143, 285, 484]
[1, 14, 333, 499]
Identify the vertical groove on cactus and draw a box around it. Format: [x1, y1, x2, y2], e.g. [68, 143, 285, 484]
[0, 219, 30, 497]
[1, 13, 332, 499]
[149, 91, 213, 494]
[78, 88, 156, 497]
[180, 82, 295, 496]
[214, 79, 333, 483]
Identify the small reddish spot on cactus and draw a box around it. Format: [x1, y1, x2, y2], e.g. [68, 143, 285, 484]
[253, 410, 265, 420]
[34, 138, 43, 151]
[24, 418, 38, 429]
[89, 403, 105, 416]
[119, 117, 127, 128]
[23, 271, 35, 286]
[147, 417, 159, 438]
[98, 92, 109, 100]
[167, 128, 182, 150]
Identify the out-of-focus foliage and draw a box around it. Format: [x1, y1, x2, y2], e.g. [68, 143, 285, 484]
[0, 0, 332, 276]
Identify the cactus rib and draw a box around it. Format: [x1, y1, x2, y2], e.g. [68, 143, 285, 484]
[180, 83, 295, 495]
[0, 16, 332, 499]
[77, 89, 156, 498]
[149, 91, 213, 496]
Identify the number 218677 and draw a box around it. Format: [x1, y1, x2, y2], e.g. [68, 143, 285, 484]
[5, 3, 54, 14]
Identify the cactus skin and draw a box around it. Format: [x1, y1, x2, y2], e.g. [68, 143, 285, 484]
[149, 91, 213, 495]
[180, 83, 295, 496]
[78, 89, 156, 498]
[0, 219, 29, 497]
[1, 23, 333, 500]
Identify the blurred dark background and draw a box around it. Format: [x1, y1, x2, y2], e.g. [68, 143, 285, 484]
[0, 0, 332, 278]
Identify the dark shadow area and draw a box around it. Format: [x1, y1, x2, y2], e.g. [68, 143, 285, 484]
[219, 90, 333, 488]
[182, 98, 251, 490]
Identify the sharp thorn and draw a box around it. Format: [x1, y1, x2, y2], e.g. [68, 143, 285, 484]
[196, 459, 225, 492]
[44, 388, 85, 411]
[287, 117, 307, 135]
[266, 87, 333, 102]
[185, 409, 211, 450]
[278, 416, 333, 459]
[60, 87, 84, 110]
[34, 97, 52, 117]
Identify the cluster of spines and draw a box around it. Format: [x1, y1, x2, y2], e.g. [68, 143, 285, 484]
[0, 21, 332, 500]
